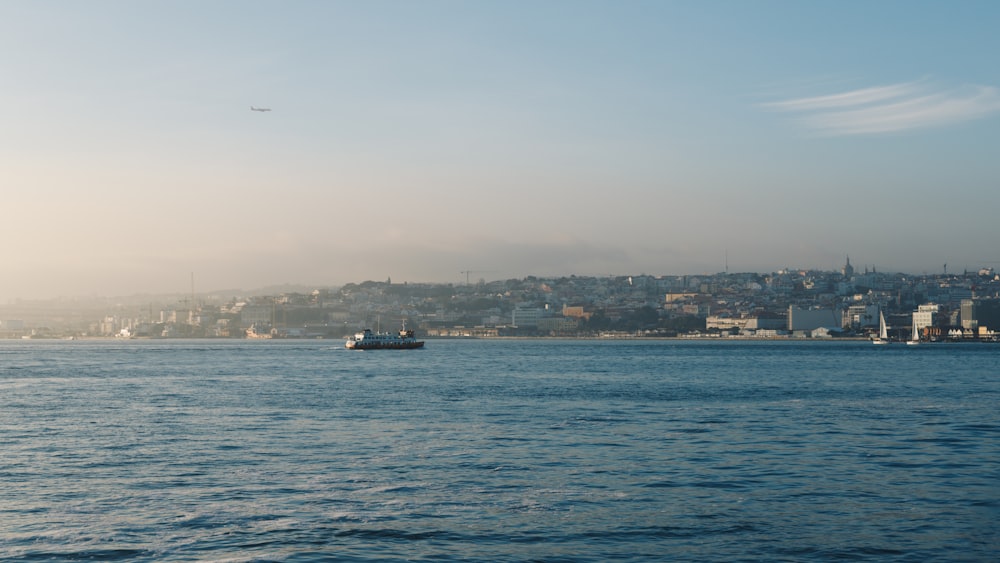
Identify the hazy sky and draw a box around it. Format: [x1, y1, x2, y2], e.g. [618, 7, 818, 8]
[3, 1, 999, 300]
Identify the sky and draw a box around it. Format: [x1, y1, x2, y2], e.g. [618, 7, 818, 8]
[2, 0, 999, 300]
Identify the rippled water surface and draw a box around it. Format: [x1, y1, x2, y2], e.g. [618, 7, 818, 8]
[1, 339, 998, 561]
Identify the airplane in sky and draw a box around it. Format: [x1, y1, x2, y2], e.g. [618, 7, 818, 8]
[250, 106, 271, 112]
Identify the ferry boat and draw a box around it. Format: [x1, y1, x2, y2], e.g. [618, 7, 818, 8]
[345, 324, 424, 350]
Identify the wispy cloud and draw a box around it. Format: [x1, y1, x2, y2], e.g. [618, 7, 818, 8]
[765, 82, 1000, 135]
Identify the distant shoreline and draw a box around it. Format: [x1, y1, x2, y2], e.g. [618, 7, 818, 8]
[8, 335, 997, 344]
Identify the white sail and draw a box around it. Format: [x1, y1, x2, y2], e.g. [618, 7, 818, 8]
[873, 310, 890, 344]
[907, 320, 920, 345]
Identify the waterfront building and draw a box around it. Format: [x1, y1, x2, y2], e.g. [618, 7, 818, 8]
[706, 315, 786, 332]
[843, 303, 879, 330]
[511, 306, 542, 328]
[961, 298, 1000, 332]
[788, 306, 839, 332]
[537, 316, 579, 334]
[912, 303, 940, 330]
[240, 305, 274, 325]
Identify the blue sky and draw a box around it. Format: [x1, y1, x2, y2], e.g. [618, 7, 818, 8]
[2, 1, 999, 299]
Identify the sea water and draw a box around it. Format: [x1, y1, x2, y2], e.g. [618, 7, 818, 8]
[1, 339, 997, 561]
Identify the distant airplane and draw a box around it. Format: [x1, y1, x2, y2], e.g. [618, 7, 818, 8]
[250, 106, 271, 112]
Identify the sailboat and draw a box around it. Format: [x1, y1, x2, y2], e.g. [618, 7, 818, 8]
[906, 321, 921, 346]
[873, 311, 890, 345]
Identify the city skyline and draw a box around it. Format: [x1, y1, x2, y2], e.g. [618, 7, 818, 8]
[3, 1, 999, 301]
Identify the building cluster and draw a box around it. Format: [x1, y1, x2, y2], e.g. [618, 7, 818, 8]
[3, 259, 1000, 341]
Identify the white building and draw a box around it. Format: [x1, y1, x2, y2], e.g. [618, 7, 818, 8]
[913, 303, 939, 330]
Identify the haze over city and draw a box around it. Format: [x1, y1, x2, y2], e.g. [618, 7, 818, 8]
[3, 1, 999, 301]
